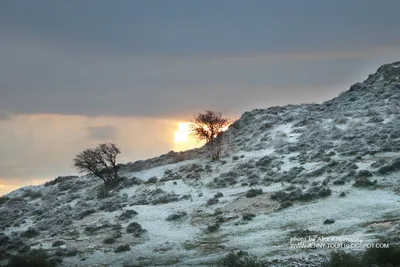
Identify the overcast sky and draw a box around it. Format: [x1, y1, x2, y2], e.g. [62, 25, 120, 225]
[1, 0, 400, 194]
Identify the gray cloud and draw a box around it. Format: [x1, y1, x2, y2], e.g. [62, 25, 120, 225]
[0, 1, 400, 119]
[1, 34, 399, 119]
[1, 1, 399, 55]
[86, 125, 119, 141]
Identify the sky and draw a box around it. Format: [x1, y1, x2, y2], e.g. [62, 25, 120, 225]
[1, 0, 400, 195]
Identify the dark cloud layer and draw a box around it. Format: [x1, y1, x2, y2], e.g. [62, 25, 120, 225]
[0, 0, 400, 118]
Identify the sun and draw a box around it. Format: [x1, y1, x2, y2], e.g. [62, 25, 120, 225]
[174, 122, 190, 143]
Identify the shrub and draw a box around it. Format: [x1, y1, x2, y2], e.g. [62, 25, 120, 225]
[207, 197, 219, 205]
[51, 240, 65, 247]
[334, 117, 348, 125]
[0, 196, 9, 205]
[126, 222, 145, 237]
[242, 213, 256, 221]
[118, 209, 138, 221]
[361, 243, 400, 266]
[84, 225, 99, 234]
[245, 188, 262, 198]
[78, 209, 96, 219]
[218, 251, 264, 267]
[325, 251, 363, 267]
[6, 249, 56, 267]
[114, 244, 130, 253]
[103, 237, 116, 244]
[166, 211, 187, 221]
[207, 223, 220, 233]
[20, 227, 40, 239]
[353, 178, 377, 187]
[378, 157, 400, 175]
[23, 190, 43, 199]
[325, 243, 400, 267]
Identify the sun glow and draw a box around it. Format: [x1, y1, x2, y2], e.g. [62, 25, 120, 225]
[174, 122, 190, 143]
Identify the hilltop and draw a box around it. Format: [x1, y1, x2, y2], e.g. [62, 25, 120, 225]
[1, 61, 400, 267]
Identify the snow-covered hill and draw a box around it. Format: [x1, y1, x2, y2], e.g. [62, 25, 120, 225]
[1, 61, 400, 267]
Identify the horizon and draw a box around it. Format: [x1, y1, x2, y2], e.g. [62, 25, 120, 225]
[1, 0, 400, 195]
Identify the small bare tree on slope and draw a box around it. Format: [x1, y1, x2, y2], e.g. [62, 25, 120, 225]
[73, 143, 121, 187]
[190, 110, 231, 161]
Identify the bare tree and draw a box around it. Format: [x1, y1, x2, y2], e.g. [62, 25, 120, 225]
[190, 110, 231, 160]
[73, 143, 121, 187]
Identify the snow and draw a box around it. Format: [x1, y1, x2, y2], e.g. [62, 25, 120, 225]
[223, 188, 400, 259]
[2, 61, 400, 266]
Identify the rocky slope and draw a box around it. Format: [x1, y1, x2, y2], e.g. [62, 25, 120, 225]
[1, 61, 400, 267]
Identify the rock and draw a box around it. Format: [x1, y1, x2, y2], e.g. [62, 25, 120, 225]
[339, 192, 346, 197]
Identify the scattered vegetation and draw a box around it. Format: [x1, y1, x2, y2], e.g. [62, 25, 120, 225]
[20, 227, 40, 239]
[6, 249, 56, 267]
[23, 189, 43, 199]
[353, 178, 377, 187]
[217, 251, 264, 267]
[378, 157, 400, 175]
[0, 196, 9, 205]
[325, 243, 400, 267]
[73, 143, 121, 188]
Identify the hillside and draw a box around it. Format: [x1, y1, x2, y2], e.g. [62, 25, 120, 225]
[1, 61, 400, 267]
